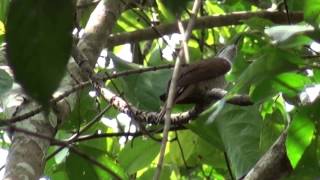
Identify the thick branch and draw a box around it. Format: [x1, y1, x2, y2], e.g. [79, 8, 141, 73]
[106, 11, 303, 47]
[4, 0, 130, 179]
[243, 130, 292, 180]
[100, 87, 252, 125]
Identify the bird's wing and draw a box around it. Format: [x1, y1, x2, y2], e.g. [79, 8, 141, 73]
[177, 57, 231, 87]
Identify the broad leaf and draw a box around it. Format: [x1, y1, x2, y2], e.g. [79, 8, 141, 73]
[285, 138, 320, 179]
[286, 110, 315, 168]
[111, 53, 170, 111]
[118, 137, 160, 174]
[168, 130, 198, 166]
[304, 0, 320, 25]
[199, 105, 263, 179]
[6, 0, 74, 109]
[188, 113, 224, 150]
[231, 46, 299, 94]
[273, 72, 311, 97]
[66, 145, 127, 180]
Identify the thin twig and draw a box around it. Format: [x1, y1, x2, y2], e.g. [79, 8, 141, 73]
[283, 0, 291, 24]
[73, 126, 188, 142]
[153, 0, 202, 179]
[0, 64, 175, 126]
[46, 104, 112, 160]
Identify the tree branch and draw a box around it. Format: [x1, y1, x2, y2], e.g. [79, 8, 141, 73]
[243, 129, 292, 180]
[4, 0, 130, 179]
[106, 11, 303, 47]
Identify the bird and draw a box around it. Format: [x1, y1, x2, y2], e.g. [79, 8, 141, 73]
[158, 44, 237, 122]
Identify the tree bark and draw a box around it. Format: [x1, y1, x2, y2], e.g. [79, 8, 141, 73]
[3, 0, 128, 179]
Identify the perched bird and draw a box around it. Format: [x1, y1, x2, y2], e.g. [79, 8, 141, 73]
[158, 44, 237, 121]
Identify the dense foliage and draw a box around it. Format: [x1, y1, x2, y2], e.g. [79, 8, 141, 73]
[0, 0, 319, 179]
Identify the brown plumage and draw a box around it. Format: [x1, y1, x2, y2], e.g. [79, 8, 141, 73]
[158, 44, 237, 122]
[160, 58, 231, 104]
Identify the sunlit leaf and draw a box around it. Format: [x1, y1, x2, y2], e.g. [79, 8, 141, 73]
[139, 167, 171, 180]
[273, 72, 311, 97]
[285, 138, 320, 179]
[304, 0, 320, 25]
[114, 10, 147, 33]
[118, 137, 160, 174]
[286, 111, 315, 168]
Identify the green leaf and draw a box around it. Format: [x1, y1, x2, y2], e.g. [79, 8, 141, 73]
[188, 137, 227, 170]
[273, 72, 311, 97]
[231, 47, 298, 94]
[0, 0, 9, 22]
[45, 158, 69, 180]
[147, 47, 166, 66]
[6, 0, 74, 110]
[161, 0, 192, 17]
[0, 69, 13, 97]
[168, 130, 198, 166]
[118, 137, 160, 174]
[139, 166, 171, 180]
[188, 113, 224, 150]
[312, 69, 320, 83]
[287, 0, 305, 11]
[278, 35, 312, 49]
[66, 145, 127, 180]
[208, 105, 263, 179]
[242, 17, 273, 31]
[285, 138, 320, 179]
[45, 147, 69, 179]
[250, 79, 276, 102]
[66, 149, 100, 180]
[62, 88, 97, 131]
[304, 0, 320, 25]
[286, 111, 315, 168]
[54, 148, 69, 164]
[111, 53, 170, 111]
[114, 10, 148, 33]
